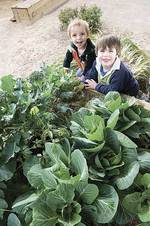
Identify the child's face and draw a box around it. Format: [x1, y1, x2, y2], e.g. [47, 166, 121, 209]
[70, 25, 88, 49]
[97, 46, 117, 70]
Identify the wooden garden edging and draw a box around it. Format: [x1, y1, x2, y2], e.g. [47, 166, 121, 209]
[87, 89, 150, 111]
[136, 98, 150, 111]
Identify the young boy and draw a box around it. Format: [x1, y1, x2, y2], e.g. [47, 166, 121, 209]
[85, 34, 139, 97]
[63, 18, 96, 79]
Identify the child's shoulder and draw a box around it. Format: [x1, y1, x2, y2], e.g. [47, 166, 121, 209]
[87, 38, 95, 48]
[66, 42, 77, 52]
[120, 61, 132, 73]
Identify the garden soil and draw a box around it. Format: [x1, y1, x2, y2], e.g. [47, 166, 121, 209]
[0, 0, 150, 78]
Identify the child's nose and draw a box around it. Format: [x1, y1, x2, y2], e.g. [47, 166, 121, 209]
[103, 51, 109, 56]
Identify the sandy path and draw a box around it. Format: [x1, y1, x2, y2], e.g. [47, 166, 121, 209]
[0, 0, 150, 78]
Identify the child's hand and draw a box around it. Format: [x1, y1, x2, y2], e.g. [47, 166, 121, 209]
[64, 68, 71, 74]
[84, 79, 98, 89]
[78, 75, 85, 81]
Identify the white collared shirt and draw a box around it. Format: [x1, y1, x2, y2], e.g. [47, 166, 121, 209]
[96, 57, 121, 79]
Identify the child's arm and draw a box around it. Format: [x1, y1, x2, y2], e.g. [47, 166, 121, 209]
[63, 49, 73, 72]
[63, 67, 71, 74]
[83, 49, 96, 76]
[84, 79, 97, 88]
[86, 70, 126, 94]
[84, 60, 98, 81]
[95, 75, 123, 94]
[82, 39, 96, 76]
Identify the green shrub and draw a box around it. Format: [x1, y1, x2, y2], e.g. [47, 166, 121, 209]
[58, 4, 102, 33]
[58, 8, 78, 30]
[79, 4, 102, 33]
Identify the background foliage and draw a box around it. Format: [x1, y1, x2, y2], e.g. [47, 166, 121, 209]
[58, 4, 102, 33]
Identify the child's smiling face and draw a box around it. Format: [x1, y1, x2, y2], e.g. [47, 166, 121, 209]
[97, 46, 117, 70]
[70, 25, 88, 49]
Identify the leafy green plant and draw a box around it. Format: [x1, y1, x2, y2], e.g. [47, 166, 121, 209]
[58, 4, 102, 33]
[0, 65, 86, 225]
[123, 173, 150, 223]
[70, 92, 150, 225]
[58, 8, 78, 30]
[1, 60, 150, 226]
[12, 141, 119, 226]
[11, 92, 150, 225]
[78, 5, 102, 33]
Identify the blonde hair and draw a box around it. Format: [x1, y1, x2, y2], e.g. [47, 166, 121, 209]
[95, 35, 121, 56]
[67, 18, 90, 38]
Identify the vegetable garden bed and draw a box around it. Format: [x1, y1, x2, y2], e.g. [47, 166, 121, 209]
[0, 63, 150, 226]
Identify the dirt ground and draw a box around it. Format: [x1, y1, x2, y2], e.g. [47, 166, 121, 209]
[0, 0, 150, 78]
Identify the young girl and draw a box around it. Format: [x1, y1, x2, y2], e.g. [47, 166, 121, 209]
[85, 34, 139, 97]
[63, 18, 96, 79]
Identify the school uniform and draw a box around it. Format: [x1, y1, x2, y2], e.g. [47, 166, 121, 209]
[63, 38, 96, 76]
[86, 57, 139, 97]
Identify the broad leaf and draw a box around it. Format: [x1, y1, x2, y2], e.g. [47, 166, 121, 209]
[0, 159, 16, 182]
[72, 137, 97, 149]
[59, 201, 81, 226]
[138, 152, 150, 171]
[140, 173, 150, 188]
[7, 213, 21, 226]
[71, 150, 88, 182]
[122, 192, 141, 214]
[86, 124, 104, 142]
[115, 202, 134, 225]
[106, 109, 120, 129]
[61, 138, 71, 164]
[94, 184, 119, 223]
[23, 156, 39, 177]
[0, 198, 8, 219]
[56, 183, 75, 203]
[119, 120, 136, 132]
[81, 142, 105, 153]
[87, 98, 107, 111]
[125, 108, 141, 122]
[3, 141, 20, 163]
[89, 167, 105, 181]
[138, 205, 150, 222]
[30, 206, 58, 226]
[104, 91, 122, 112]
[12, 193, 38, 209]
[45, 142, 68, 165]
[83, 115, 105, 132]
[105, 128, 120, 153]
[0, 165, 14, 182]
[70, 121, 83, 137]
[76, 223, 86, 226]
[114, 130, 137, 148]
[42, 169, 57, 190]
[115, 161, 140, 190]
[0, 75, 15, 93]
[0, 189, 4, 198]
[141, 222, 150, 226]
[122, 148, 138, 164]
[76, 183, 99, 204]
[27, 164, 44, 190]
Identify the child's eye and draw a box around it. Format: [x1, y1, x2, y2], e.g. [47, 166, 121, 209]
[99, 50, 104, 53]
[72, 34, 77, 38]
[80, 32, 85, 35]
